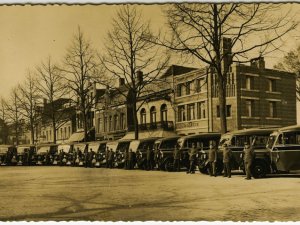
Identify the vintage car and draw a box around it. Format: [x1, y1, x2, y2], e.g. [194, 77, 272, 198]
[0, 145, 16, 166]
[153, 136, 181, 171]
[57, 143, 74, 166]
[72, 142, 88, 166]
[36, 144, 58, 165]
[106, 140, 131, 168]
[87, 141, 107, 167]
[265, 125, 300, 175]
[16, 145, 36, 166]
[217, 127, 275, 176]
[177, 133, 221, 171]
[129, 137, 160, 169]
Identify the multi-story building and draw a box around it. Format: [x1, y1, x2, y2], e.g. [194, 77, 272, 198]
[174, 57, 296, 135]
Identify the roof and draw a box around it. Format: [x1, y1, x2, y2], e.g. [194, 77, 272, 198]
[155, 136, 181, 142]
[178, 133, 221, 140]
[224, 128, 277, 136]
[160, 65, 199, 78]
[274, 125, 300, 133]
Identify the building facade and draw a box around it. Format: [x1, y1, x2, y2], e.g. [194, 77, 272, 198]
[173, 57, 296, 135]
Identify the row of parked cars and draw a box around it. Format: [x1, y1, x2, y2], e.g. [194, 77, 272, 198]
[1, 124, 300, 178]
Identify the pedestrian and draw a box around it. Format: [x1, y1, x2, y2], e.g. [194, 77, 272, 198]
[88, 148, 95, 168]
[45, 150, 51, 165]
[146, 146, 154, 170]
[173, 144, 181, 172]
[108, 148, 115, 169]
[222, 143, 232, 178]
[208, 140, 218, 177]
[124, 148, 129, 169]
[187, 143, 198, 174]
[154, 145, 159, 170]
[128, 148, 134, 169]
[157, 148, 164, 170]
[59, 149, 64, 166]
[243, 141, 255, 180]
[105, 147, 110, 168]
[72, 148, 78, 166]
[136, 149, 143, 169]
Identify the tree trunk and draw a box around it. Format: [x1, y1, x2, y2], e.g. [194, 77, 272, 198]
[52, 121, 56, 144]
[83, 112, 88, 142]
[30, 119, 35, 144]
[218, 75, 227, 134]
[132, 95, 139, 140]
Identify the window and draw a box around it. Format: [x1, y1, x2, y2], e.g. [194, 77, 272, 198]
[178, 105, 186, 122]
[120, 113, 125, 130]
[104, 116, 107, 132]
[97, 118, 101, 133]
[195, 78, 206, 92]
[109, 116, 112, 131]
[160, 104, 168, 122]
[217, 105, 231, 117]
[186, 81, 192, 95]
[282, 132, 300, 145]
[114, 115, 119, 130]
[197, 102, 206, 119]
[245, 76, 254, 90]
[140, 108, 146, 125]
[187, 103, 195, 121]
[177, 84, 184, 97]
[245, 100, 253, 117]
[269, 101, 277, 117]
[268, 79, 276, 92]
[150, 106, 156, 125]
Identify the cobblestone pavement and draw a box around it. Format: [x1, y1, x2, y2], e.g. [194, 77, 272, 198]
[0, 166, 300, 221]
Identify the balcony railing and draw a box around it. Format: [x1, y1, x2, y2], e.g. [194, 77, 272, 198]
[128, 121, 174, 132]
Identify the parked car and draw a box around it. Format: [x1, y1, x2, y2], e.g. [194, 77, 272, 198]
[153, 136, 181, 171]
[57, 143, 74, 166]
[0, 145, 16, 166]
[129, 137, 160, 169]
[177, 133, 221, 171]
[106, 140, 131, 168]
[87, 141, 107, 167]
[73, 143, 88, 166]
[217, 127, 275, 176]
[16, 144, 36, 166]
[36, 144, 58, 165]
[263, 125, 300, 177]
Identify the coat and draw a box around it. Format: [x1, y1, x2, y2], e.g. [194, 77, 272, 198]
[208, 147, 217, 162]
[222, 147, 232, 163]
[243, 146, 255, 163]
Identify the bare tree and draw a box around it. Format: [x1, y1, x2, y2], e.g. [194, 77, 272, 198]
[36, 57, 71, 143]
[274, 45, 300, 100]
[61, 27, 100, 142]
[100, 5, 170, 140]
[0, 98, 9, 144]
[5, 88, 23, 145]
[18, 72, 40, 144]
[152, 3, 297, 133]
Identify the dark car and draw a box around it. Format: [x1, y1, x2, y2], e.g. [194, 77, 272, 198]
[0, 145, 16, 166]
[16, 145, 35, 166]
[153, 136, 181, 171]
[217, 127, 275, 176]
[36, 144, 58, 165]
[72, 143, 88, 166]
[129, 137, 160, 169]
[177, 133, 221, 171]
[106, 140, 131, 168]
[87, 141, 107, 168]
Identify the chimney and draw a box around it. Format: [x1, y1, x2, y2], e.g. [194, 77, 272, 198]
[250, 57, 265, 70]
[222, 37, 232, 72]
[137, 70, 143, 84]
[119, 78, 125, 87]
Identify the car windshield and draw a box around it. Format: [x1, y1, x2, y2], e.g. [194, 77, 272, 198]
[160, 139, 178, 149]
[129, 140, 140, 152]
[37, 146, 50, 154]
[58, 145, 71, 153]
[74, 144, 86, 152]
[88, 143, 100, 152]
[17, 146, 29, 154]
[106, 142, 118, 152]
[266, 135, 277, 149]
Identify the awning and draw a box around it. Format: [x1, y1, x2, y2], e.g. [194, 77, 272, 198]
[67, 131, 85, 142]
[121, 130, 178, 140]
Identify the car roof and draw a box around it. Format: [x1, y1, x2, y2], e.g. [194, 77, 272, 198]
[155, 136, 181, 142]
[274, 125, 300, 133]
[0, 145, 15, 148]
[178, 133, 221, 140]
[223, 128, 277, 137]
[37, 143, 59, 147]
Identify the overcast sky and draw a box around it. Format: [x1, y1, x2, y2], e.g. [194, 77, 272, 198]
[0, 3, 300, 101]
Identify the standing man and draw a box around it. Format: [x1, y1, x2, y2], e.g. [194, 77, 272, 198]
[154, 145, 159, 170]
[146, 146, 153, 170]
[105, 147, 110, 168]
[128, 148, 134, 170]
[243, 141, 255, 180]
[208, 141, 218, 177]
[108, 148, 115, 169]
[124, 148, 129, 169]
[173, 144, 181, 172]
[187, 143, 198, 174]
[222, 143, 232, 178]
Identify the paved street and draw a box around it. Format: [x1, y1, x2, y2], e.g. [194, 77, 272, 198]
[0, 166, 300, 221]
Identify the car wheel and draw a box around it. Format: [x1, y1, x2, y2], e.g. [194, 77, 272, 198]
[252, 160, 267, 178]
[164, 159, 174, 172]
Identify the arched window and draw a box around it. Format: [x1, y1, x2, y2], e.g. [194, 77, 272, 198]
[161, 104, 168, 123]
[140, 108, 146, 125]
[150, 106, 157, 125]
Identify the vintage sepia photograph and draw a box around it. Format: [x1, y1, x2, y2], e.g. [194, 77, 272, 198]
[0, 1, 300, 222]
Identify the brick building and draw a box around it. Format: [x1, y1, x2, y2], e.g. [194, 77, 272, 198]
[174, 57, 296, 135]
